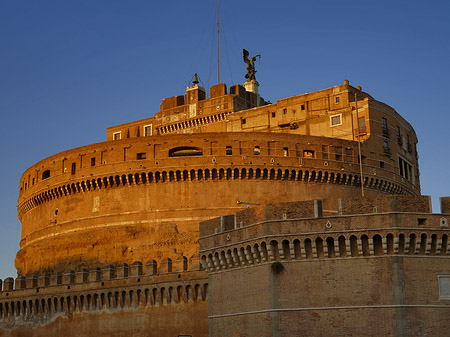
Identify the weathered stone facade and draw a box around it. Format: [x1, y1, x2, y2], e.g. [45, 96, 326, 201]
[1, 80, 446, 336]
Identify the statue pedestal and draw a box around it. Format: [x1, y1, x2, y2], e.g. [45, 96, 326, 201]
[244, 80, 261, 106]
[244, 80, 259, 94]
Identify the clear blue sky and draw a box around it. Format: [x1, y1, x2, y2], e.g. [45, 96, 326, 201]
[1, 0, 449, 279]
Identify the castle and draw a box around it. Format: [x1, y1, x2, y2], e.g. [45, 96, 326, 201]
[0, 73, 448, 336]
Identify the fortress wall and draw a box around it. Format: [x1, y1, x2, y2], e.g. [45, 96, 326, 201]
[16, 175, 379, 276]
[0, 266, 208, 336]
[18, 132, 418, 205]
[201, 203, 450, 336]
[16, 132, 419, 276]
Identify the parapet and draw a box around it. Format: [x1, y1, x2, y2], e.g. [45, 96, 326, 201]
[0, 257, 199, 293]
[199, 195, 436, 237]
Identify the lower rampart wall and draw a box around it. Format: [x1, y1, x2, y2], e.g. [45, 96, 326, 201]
[0, 266, 208, 337]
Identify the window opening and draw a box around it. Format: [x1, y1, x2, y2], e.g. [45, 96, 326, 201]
[330, 114, 342, 126]
[335, 96, 340, 103]
[137, 153, 146, 160]
[91, 157, 96, 166]
[322, 145, 328, 160]
[226, 146, 232, 155]
[71, 163, 76, 175]
[254, 146, 260, 155]
[113, 132, 121, 140]
[169, 147, 203, 157]
[335, 146, 343, 161]
[303, 150, 314, 158]
[143, 124, 153, 137]
[283, 147, 288, 157]
[382, 117, 389, 137]
[42, 170, 50, 180]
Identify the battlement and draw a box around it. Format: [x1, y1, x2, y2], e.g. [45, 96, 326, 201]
[199, 196, 450, 272]
[0, 259, 208, 329]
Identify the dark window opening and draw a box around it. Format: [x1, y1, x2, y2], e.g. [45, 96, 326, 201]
[335, 96, 340, 103]
[380, 161, 385, 168]
[418, 218, 427, 226]
[322, 145, 328, 160]
[241, 119, 246, 125]
[226, 146, 232, 155]
[169, 146, 203, 157]
[301, 104, 305, 111]
[91, 157, 96, 166]
[283, 147, 288, 157]
[42, 170, 50, 180]
[254, 146, 260, 155]
[335, 146, 342, 161]
[382, 117, 389, 137]
[137, 153, 146, 160]
[271, 112, 276, 118]
[71, 163, 76, 175]
[283, 108, 287, 115]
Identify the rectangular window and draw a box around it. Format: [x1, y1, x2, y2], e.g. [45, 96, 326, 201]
[358, 117, 366, 131]
[330, 114, 342, 127]
[226, 146, 232, 155]
[335, 96, 340, 103]
[345, 148, 353, 162]
[382, 117, 389, 137]
[137, 153, 146, 160]
[144, 124, 153, 137]
[438, 275, 450, 300]
[271, 112, 276, 118]
[241, 119, 246, 125]
[335, 146, 343, 161]
[91, 157, 96, 166]
[283, 108, 287, 115]
[301, 104, 305, 111]
[384, 141, 391, 155]
[398, 155, 414, 183]
[283, 147, 288, 157]
[113, 132, 121, 140]
[322, 145, 328, 160]
[254, 146, 260, 155]
[303, 150, 314, 158]
[71, 162, 76, 175]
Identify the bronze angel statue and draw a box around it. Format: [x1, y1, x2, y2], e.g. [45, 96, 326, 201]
[243, 49, 260, 81]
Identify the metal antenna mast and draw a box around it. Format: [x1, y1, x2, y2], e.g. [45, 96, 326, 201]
[217, 0, 220, 84]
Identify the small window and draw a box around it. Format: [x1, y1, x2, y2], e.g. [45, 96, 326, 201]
[283, 147, 288, 157]
[283, 108, 287, 115]
[42, 170, 50, 180]
[438, 275, 450, 300]
[380, 161, 385, 168]
[303, 150, 314, 158]
[330, 114, 342, 126]
[144, 125, 152, 137]
[71, 163, 76, 175]
[335, 96, 340, 103]
[382, 117, 389, 137]
[241, 119, 246, 125]
[358, 117, 366, 132]
[271, 112, 276, 118]
[91, 157, 96, 166]
[335, 146, 343, 161]
[226, 146, 232, 155]
[301, 104, 305, 111]
[137, 153, 146, 160]
[113, 132, 121, 140]
[32, 178, 35, 185]
[254, 146, 260, 155]
[322, 145, 328, 160]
